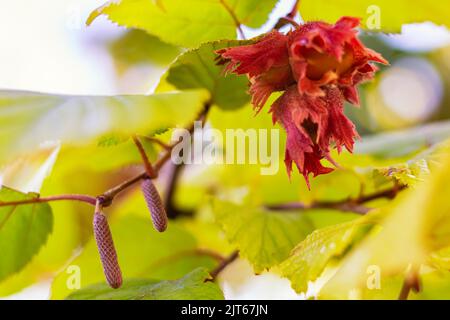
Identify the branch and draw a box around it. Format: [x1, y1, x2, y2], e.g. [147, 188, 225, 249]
[398, 266, 421, 300]
[163, 101, 212, 218]
[164, 162, 185, 218]
[99, 101, 212, 207]
[266, 184, 407, 214]
[0, 101, 212, 210]
[209, 250, 239, 280]
[274, 0, 300, 30]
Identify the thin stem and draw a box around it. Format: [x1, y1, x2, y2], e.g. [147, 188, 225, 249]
[266, 184, 406, 214]
[100, 101, 212, 207]
[398, 266, 421, 300]
[274, 0, 300, 29]
[0, 194, 97, 207]
[144, 136, 171, 150]
[132, 134, 156, 178]
[287, 0, 300, 19]
[219, 0, 246, 39]
[209, 250, 239, 280]
[398, 281, 412, 301]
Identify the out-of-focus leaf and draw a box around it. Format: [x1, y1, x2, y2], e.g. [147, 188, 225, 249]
[162, 40, 250, 110]
[0, 187, 53, 282]
[66, 268, 223, 300]
[279, 213, 379, 293]
[51, 216, 217, 299]
[0, 198, 82, 297]
[320, 148, 450, 299]
[300, 1, 450, 33]
[0, 90, 209, 163]
[330, 270, 450, 300]
[354, 120, 450, 158]
[430, 247, 450, 271]
[88, 0, 278, 47]
[214, 199, 315, 273]
[410, 271, 450, 300]
[0, 142, 60, 193]
[110, 30, 182, 70]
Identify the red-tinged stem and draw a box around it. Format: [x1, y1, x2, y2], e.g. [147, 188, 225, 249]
[0, 101, 212, 210]
[100, 101, 212, 207]
[0, 194, 97, 207]
[132, 134, 156, 178]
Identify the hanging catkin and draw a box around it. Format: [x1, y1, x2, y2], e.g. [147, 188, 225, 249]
[141, 178, 168, 232]
[93, 212, 122, 288]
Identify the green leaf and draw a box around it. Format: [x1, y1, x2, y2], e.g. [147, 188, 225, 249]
[0, 186, 53, 282]
[214, 199, 315, 273]
[109, 30, 182, 69]
[51, 216, 217, 299]
[279, 214, 378, 293]
[162, 40, 250, 110]
[299, 0, 450, 33]
[0, 90, 209, 163]
[66, 268, 223, 300]
[87, 0, 278, 48]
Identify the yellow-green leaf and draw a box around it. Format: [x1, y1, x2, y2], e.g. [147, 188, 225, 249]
[214, 199, 315, 273]
[320, 147, 450, 299]
[163, 40, 250, 109]
[87, 0, 278, 47]
[66, 268, 223, 300]
[50, 216, 217, 299]
[0, 186, 53, 282]
[300, 1, 450, 33]
[0, 90, 209, 163]
[279, 213, 379, 293]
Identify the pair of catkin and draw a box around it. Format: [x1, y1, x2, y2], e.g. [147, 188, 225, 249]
[93, 178, 167, 289]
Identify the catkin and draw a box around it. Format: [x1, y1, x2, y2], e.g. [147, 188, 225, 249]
[141, 178, 168, 232]
[93, 212, 122, 289]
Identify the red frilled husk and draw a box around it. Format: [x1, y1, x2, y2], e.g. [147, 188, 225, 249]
[217, 31, 294, 112]
[216, 16, 387, 185]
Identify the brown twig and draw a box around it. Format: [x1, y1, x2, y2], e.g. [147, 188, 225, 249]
[209, 250, 239, 280]
[266, 184, 407, 215]
[398, 266, 421, 300]
[164, 162, 185, 218]
[0, 102, 212, 210]
[99, 101, 212, 207]
[274, 0, 300, 29]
